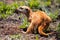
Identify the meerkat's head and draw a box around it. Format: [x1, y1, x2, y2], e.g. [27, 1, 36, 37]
[16, 6, 32, 17]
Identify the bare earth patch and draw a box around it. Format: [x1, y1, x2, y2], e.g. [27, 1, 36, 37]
[0, 14, 59, 40]
[0, 19, 57, 40]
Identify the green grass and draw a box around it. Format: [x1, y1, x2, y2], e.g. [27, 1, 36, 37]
[36, 34, 39, 40]
[19, 14, 30, 28]
[0, 2, 19, 19]
[57, 23, 60, 32]
[48, 10, 59, 21]
[0, 1, 25, 19]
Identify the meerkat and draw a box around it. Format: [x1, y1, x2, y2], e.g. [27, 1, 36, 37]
[16, 6, 53, 36]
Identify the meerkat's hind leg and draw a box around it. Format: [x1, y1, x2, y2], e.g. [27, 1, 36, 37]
[38, 23, 54, 36]
[38, 24, 48, 36]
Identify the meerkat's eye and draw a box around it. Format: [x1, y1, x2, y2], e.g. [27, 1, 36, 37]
[19, 7, 23, 9]
[25, 8, 30, 13]
[25, 9, 28, 11]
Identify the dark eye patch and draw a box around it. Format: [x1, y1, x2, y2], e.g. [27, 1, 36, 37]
[25, 8, 30, 13]
[19, 7, 23, 9]
[25, 9, 28, 11]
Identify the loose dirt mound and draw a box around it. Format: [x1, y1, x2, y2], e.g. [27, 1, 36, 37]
[0, 19, 21, 35]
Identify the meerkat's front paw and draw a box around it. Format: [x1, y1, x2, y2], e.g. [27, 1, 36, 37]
[21, 31, 26, 34]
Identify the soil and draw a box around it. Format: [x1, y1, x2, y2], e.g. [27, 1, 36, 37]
[0, 13, 60, 40]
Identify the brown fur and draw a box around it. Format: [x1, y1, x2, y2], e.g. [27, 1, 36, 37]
[17, 6, 53, 36]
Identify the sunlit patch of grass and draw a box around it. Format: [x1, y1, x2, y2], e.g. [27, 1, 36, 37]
[0, 1, 25, 19]
[19, 14, 30, 28]
[28, 0, 40, 8]
[36, 34, 39, 40]
[0, 2, 20, 19]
